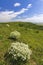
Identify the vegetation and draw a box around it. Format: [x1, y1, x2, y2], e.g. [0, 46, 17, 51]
[0, 22, 43, 65]
[9, 30, 20, 40]
[4, 42, 32, 65]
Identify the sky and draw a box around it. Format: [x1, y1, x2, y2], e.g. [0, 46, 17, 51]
[0, 0, 43, 23]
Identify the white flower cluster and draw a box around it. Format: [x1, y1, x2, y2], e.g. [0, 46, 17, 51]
[9, 42, 32, 61]
[6, 24, 10, 27]
[10, 31, 20, 39]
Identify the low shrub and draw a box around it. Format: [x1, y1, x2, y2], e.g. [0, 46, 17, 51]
[9, 31, 20, 40]
[36, 30, 39, 33]
[4, 42, 32, 65]
[19, 23, 24, 27]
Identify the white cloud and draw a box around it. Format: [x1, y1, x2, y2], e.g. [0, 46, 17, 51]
[0, 3, 32, 22]
[27, 4, 32, 8]
[14, 3, 21, 7]
[15, 14, 43, 23]
[0, 8, 28, 22]
[25, 14, 43, 23]
[0, 10, 43, 23]
[0, 3, 42, 23]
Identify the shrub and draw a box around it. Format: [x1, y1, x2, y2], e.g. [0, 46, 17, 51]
[36, 30, 39, 33]
[9, 31, 20, 40]
[19, 23, 24, 27]
[6, 24, 10, 27]
[4, 42, 32, 65]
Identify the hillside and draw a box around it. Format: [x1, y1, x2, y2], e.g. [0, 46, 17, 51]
[0, 22, 43, 65]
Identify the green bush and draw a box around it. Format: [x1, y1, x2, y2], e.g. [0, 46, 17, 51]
[36, 30, 39, 33]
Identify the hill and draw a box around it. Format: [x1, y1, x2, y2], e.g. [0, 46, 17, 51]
[0, 22, 43, 65]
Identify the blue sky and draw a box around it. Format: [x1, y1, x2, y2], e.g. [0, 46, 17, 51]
[0, 0, 43, 23]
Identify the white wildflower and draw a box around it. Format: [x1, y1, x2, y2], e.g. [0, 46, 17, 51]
[6, 24, 10, 27]
[8, 42, 32, 61]
[10, 31, 20, 39]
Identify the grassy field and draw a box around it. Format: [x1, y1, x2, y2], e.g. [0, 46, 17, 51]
[0, 22, 43, 65]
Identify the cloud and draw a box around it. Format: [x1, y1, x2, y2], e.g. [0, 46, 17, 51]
[0, 11, 14, 22]
[14, 3, 21, 7]
[0, 3, 32, 22]
[15, 8, 28, 14]
[25, 14, 43, 23]
[15, 14, 43, 23]
[27, 4, 32, 8]
[0, 11, 43, 23]
[0, 8, 28, 22]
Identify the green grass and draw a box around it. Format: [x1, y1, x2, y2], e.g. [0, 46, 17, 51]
[0, 22, 43, 65]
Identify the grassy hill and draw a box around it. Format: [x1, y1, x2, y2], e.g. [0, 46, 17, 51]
[0, 22, 43, 65]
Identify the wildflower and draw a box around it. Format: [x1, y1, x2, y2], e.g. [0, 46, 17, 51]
[6, 24, 10, 27]
[8, 42, 32, 61]
[10, 31, 20, 39]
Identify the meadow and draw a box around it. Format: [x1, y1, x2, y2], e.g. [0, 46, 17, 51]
[0, 22, 43, 65]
